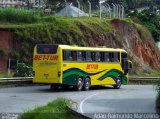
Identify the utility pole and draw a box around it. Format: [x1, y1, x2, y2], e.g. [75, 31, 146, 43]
[115, 4, 118, 18]
[112, 3, 115, 18]
[105, 3, 111, 19]
[118, 4, 121, 18]
[64, 0, 67, 16]
[99, 0, 102, 19]
[96, 5, 99, 17]
[88, 0, 91, 17]
[121, 5, 124, 19]
[77, 0, 80, 17]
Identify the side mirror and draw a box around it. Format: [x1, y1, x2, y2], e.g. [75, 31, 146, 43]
[122, 60, 132, 70]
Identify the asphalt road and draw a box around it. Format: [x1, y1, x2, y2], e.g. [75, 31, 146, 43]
[0, 85, 157, 118]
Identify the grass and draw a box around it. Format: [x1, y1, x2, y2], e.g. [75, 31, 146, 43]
[0, 7, 42, 23]
[0, 73, 14, 78]
[0, 16, 113, 63]
[128, 80, 159, 85]
[20, 98, 78, 119]
[123, 18, 154, 42]
[0, 81, 32, 87]
[130, 70, 160, 77]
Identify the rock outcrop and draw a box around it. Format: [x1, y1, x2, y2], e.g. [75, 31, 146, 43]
[111, 19, 160, 72]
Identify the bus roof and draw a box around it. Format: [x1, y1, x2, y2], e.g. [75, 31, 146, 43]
[58, 45, 127, 53]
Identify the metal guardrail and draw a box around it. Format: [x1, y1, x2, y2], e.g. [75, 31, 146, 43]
[129, 77, 160, 80]
[0, 77, 159, 83]
[0, 77, 33, 83]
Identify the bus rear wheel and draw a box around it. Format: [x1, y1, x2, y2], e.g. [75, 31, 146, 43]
[74, 77, 83, 91]
[83, 77, 90, 91]
[113, 77, 122, 89]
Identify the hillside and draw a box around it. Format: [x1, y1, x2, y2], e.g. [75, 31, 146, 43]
[0, 17, 160, 75]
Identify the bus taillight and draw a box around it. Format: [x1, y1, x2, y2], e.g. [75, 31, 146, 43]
[58, 71, 61, 77]
[33, 71, 35, 76]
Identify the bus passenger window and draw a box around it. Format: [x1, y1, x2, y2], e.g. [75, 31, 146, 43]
[100, 52, 105, 62]
[77, 51, 83, 61]
[91, 52, 96, 61]
[109, 53, 114, 62]
[63, 51, 72, 61]
[96, 52, 101, 62]
[72, 51, 77, 61]
[86, 52, 92, 61]
[105, 52, 110, 62]
[113, 52, 120, 62]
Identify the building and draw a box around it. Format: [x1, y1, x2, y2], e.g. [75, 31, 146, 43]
[0, 0, 44, 7]
[0, 0, 24, 7]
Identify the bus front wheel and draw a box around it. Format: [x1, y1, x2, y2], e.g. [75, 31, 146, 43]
[83, 77, 90, 91]
[74, 77, 83, 91]
[113, 77, 122, 89]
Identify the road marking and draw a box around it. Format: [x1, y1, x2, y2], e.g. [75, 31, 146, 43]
[80, 92, 104, 113]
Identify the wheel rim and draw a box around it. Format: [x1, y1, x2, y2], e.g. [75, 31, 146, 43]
[85, 78, 90, 89]
[77, 78, 83, 90]
[117, 78, 121, 88]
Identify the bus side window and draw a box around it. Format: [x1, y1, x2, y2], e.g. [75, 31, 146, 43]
[82, 51, 86, 61]
[72, 51, 77, 61]
[91, 52, 96, 61]
[105, 52, 110, 62]
[113, 52, 120, 62]
[86, 51, 92, 61]
[77, 51, 83, 61]
[96, 52, 101, 62]
[100, 52, 105, 62]
[109, 53, 114, 62]
[64, 50, 72, 61]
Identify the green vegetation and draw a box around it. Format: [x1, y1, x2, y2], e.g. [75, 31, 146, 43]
[20, 98, 78, 119]
[0, 8, 159, 76]
[0, 81, 32, 87]
[124, 18, 154, 43]
[0, 73, 14, 78]
[0, 8, 156, 74]
[129, 79, 159, 85]
[0, 8, 112, 64]
[130, 70, 160, 77]
[0, 8, 43, 23]
[14, 63, 32, 77]
[128, 10, 160, 42]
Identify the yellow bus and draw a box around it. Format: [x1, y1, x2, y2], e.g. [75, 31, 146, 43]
[33, 44, 132, 91]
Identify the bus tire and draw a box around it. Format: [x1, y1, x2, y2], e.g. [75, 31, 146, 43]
[50, 84, 59, 91]
[83, 77, 90, 91]
[113, 77, 122, 89]
[74, 77, 83, 91]
[61, 84, 69, 90]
